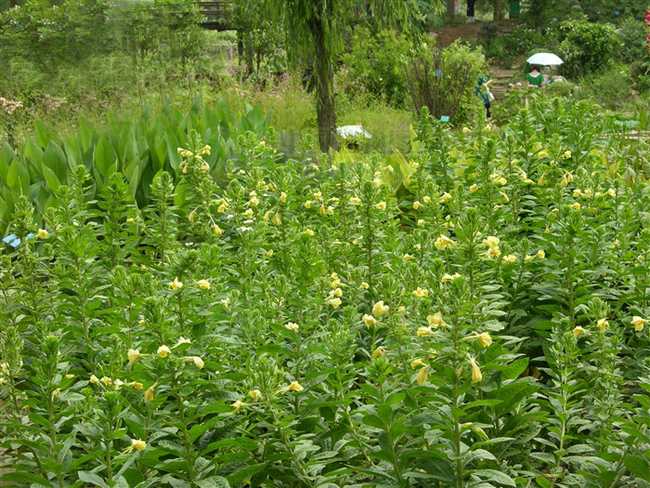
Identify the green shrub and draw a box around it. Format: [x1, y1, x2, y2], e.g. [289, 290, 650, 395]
[617, 17, 648, 63]
[0, 99, 271, 234]
[407, 41, 487, 125]
[555, 20, 623, 78]
[581, 65, 635, 109]
[631, 60, 650, 93]
[340, 27, 412, 108]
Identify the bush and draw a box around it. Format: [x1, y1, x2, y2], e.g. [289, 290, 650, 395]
[631, 60, 650, 93]
[407, 41, 487, 125]
[340, 27, 412, 108]
[482, 26, 554, 66]
[555, 20, 623, 78]
[581, 65, 635, 109]
[617, 17, 648, 63]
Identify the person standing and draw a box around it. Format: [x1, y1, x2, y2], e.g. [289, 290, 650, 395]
[467, 0, 476, 22]
[476, 75, 494, 119]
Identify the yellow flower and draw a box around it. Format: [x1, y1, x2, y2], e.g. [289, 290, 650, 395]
[328, 297, 342, 309]
[486, 246, 501, 259]
[411, 358, 426, 369]
[439, 192, 452, 204]
[503, 254, 518, 264]
[304, 200, 313, 209]
[287, 381, 304, 392]
[188, 356, 204, 369]
[536, 250, 546, 260]
[440, 273, 462, 284]
[417, 219, 425, 227]
[434, 235, 456, 251]
[417, 326, 435, 337]
[197, 279, 211, 290]
[130, 439, 147, 452]
[279, 192, 287, 204]
[570, 202, 581, 211]
[372, 301, 390, 317]
[462, 126, 471, 134]
[130, 381, 144, 390]
[573, 188, 583, 198]
[157, 345, 171, 358]
[144, 385, 155, 402]
[169, 278, 183, 290]
[303, 228, 315, 237]
[606, 188, 616, 198]
[403, 254, 415, 262]
[211, 224, 224, 237]
[280, 322, 298, 333]
[469, 357, 482, 383]
[127, 349, 141, 365]
[537, 149, 549, 159]
[490, 173, 507, 186]
[375, 201, 387, 211]
[217, 201, 228, 213]
[248, 389, 263, 401]
[360, 281, 370, 290]
[560, 172, 574, 187]
[562, 150, 572, 159]
[231, 399, 245, 411]
[349, 196, 362, 206]
[469, 184, 479, 193]
[242, 208, 254, 219]
[632, 316, 647, 332]
[482, 236, 500, 248]
[362, 314, 378, 328]
[423, 196, 431, 204]
[372, 346, 386, 359]
[248, 195, 260, 207]
[597, 318, 609, 333]
[476, 332, 492, 348]
[100, 376, 113, 387]
[36, 228, 49, 239]
[573, 326, 586, 338]
[427, 312, 444, 327]
[89, 374, 100, 385]
[330, 287, 343, 298]
[413, 287, 429, 298]
[413, 201, 422, 210]
[416, 366, 429, 385]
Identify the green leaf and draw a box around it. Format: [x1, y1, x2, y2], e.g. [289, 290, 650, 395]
[78, 471, 110, 488]
[196, 476, 231, 488]
[94, 136, 118, 179]
[472, 469, 516, 487]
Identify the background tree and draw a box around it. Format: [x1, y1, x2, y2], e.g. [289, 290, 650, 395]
[264, 0, 417, 152]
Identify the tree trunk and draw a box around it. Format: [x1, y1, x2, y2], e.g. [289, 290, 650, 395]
[494, 0, 506, 21]
[446, 0, 456, 18]
[309, 17, 338, 153]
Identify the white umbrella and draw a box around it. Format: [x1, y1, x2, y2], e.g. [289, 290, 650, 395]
[527, 52, 564, 66]
[336, 125, 372, 139]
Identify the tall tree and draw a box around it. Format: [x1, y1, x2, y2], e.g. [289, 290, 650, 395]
[264, 0, 417, 152]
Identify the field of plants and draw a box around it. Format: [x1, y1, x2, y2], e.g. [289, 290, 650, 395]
[2, 0, 650, 486]
[1, 93, 650, 486]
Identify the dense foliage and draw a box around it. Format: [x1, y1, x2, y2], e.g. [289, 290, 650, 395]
[555, 20, 623, 78]
[0, 100, 270, 234]
[2, 95, 650, 486]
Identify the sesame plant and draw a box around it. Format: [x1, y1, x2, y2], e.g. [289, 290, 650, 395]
[1, 94, 650, 486]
